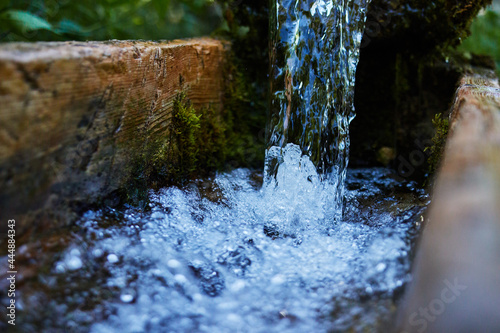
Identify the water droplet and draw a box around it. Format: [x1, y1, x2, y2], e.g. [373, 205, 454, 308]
[167, 259, 181, 269]
[66, 256, 83, 271]
[120, 289, 136, 303]
[55, 262, 66, 273]
[174, 274, 187, 284]
[107, 254, 119, 264]
[92, 248, 103, 258]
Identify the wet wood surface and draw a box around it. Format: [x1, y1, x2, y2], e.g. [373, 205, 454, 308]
[0, 38, 228, 232]
[396, 71, 500, 332]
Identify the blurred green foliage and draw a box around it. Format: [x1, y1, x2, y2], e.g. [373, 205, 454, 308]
[0, 0, 223, 41]
[458, 8, 500, 75]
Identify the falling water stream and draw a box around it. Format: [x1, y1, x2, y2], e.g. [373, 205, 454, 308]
[1, 1, 430, 332]
[267, 0, 371, 223]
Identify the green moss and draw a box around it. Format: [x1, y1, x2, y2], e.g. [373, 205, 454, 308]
[197, 103, 228, 170]
[121, 92, 201, 206]
[118, 1, 268, 206]
[123, 82, 259, 207]
[168, 92, 201, 179]
[221, 55, 266, 169]
[213, 0, 268, 168]
[425, 113, 449, 175]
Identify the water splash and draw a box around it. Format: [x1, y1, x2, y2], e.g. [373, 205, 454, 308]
[267, 0, 371, 222]
[1, 2, 429, 332]
[263, 144, 342, 233]
[6, 167, 428, 332]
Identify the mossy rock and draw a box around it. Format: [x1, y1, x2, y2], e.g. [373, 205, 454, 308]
[362, 0, 492, 53]
[351, 0, 492, 183]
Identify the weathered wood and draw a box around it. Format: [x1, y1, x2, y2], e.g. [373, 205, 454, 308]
[396, 71, 500, 332]
[0, 38, 229, 232]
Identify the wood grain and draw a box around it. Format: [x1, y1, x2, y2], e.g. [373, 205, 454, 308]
[396, 71, 500, 332]
[0, 38, 229, 231]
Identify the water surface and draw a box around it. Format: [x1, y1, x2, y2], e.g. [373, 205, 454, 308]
[1, 167, 428, 332]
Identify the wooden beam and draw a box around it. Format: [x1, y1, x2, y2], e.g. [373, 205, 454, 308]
[396, 71, 500, 332]
[0, 38, 229, 232]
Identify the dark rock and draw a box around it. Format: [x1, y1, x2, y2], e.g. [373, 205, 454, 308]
[351, 0, 492, 182]
[362, 0, 491, 53]
[188, 260, 225, 297]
